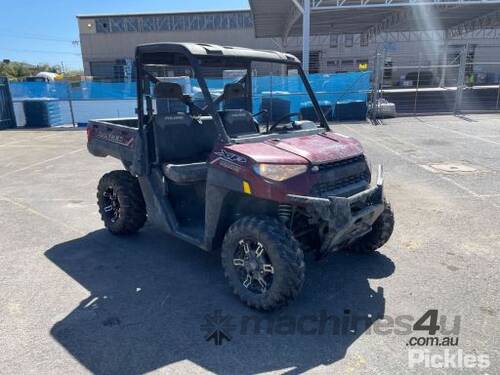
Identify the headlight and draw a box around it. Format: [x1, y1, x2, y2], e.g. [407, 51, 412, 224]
[364, 155, 372, 172]
[363, 155, 373, 183]
[253, 163, 308, 181]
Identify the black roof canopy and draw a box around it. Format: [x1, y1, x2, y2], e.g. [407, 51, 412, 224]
[136, 42, 300, 65]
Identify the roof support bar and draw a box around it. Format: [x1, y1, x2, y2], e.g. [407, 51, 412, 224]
[361, 7, 412, 40]
[282, 1, 303, 39]
[447, 8, 500, 38]
[310, 0, 500, 10]
[291, 0, 304, 13]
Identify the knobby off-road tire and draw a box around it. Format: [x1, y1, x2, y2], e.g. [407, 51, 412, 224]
[221, 216, 305, 311]
[97, 170, 147, 235]
[347, 200, 394, 254]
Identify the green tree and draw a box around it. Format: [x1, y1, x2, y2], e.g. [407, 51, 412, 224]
[0, 61, 67, 80]
[0, 61, 31, 80]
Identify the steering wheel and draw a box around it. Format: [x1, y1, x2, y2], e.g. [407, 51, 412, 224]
[180, 95, 208, 116]
[252, 109, 268, 118]
[267, 112, 300, 133]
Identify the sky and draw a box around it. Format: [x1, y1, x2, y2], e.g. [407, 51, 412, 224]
[0, 0, 249, 70]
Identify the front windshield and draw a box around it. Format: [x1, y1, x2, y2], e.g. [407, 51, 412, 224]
[194, 59, 327, 137]
[141, 55, 327, 141]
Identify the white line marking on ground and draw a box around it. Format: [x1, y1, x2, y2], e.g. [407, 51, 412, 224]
[368, 130, 448, 160]
[418, 120, 500, 146]
[0, 133, 59, 148]
[6, 198, 95, 202]
[0, 140, 24, 148]
[346, 126, 482, 198]
[0, 196, 86, 235]
[2, 145, 79, 149]
[0, 148, 85, 179]
[436, 175, 482, 198]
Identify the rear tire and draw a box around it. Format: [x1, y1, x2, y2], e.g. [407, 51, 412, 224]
[97, 170, 147, 235]
[346, 200, 394, 254]
[221, 216, 305, 311]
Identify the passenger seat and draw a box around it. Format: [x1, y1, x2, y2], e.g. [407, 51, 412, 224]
[153, 82, 211, 183]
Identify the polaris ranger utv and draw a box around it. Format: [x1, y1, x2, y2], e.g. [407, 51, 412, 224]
[87, 43, 394, 311]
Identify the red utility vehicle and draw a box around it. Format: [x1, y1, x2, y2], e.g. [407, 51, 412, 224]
[87, 43, 394, 310]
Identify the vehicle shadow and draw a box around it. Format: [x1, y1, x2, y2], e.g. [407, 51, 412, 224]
[45, 226, 395, 375]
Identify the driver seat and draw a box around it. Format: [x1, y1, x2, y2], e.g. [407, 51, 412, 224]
[220, 109, 258, 137]
[220, 82, 258, 137]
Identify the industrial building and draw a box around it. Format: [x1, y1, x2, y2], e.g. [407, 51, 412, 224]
[77, 2, 500, 88]
[77, 10, 275, 80]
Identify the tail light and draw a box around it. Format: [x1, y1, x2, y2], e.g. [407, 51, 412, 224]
[86, 126, 93, 140]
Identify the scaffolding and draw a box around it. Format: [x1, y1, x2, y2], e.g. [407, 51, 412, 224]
[250, 0, 500, 72]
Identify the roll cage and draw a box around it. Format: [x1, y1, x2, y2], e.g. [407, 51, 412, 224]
[135, 42, 330, 145]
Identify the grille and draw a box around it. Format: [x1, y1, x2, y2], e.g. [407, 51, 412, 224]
[316, 155, 366, 171]
[311, 172, 370, 197]
[311, 155, 370, 197]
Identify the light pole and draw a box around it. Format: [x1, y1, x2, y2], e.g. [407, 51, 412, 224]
[302, 0, 311, 74]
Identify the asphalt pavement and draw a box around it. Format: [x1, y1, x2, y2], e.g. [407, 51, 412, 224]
[0, 114, 499, 374]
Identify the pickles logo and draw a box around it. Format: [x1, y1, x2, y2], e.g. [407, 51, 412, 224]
[408, 349, 490, 369]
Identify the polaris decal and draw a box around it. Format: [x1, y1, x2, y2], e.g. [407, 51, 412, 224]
[162, 115, 185, 121]
[95, 129, 134, 147]
[213, 149, 247, 164]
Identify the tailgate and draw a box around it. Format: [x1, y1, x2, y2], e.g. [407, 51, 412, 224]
[87, 119, 138, 163]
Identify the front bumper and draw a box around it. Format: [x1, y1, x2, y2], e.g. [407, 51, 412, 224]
[288, 165, 385, 253]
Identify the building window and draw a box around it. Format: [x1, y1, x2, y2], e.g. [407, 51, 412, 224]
[330, 34, 338, 48]
[326, 60, 338, 73]
[94, 12, 254, 34]
[360, 34, 368, 47]
[341, 60, 354, 72]
[344, 34, 353, 48]
[89, 62, 115, 80]
[95, 18, 110, 32]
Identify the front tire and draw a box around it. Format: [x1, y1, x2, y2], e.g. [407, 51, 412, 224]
[346, 200, 394, 254]
[221, 216, 305, 311]
[97, 170, 147, 235]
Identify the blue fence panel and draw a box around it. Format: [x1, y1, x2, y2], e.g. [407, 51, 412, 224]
[10, 81, 138, 100]
[10, 72, 371, 125]
[0, 76, 17, 129]
[73, 81, 137, 100]
[10, 72, 371, 102]
[10, 82, 70, 100]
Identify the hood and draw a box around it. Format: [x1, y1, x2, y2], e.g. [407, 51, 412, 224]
[226, 132, 364, 164]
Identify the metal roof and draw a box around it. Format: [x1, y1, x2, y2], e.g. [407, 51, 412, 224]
[77, 9, 250, 19]
[136, 42, 301, 63]
[249, 0, 500, 39]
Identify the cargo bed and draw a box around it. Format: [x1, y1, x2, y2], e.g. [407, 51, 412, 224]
[87, 117, 139, 165]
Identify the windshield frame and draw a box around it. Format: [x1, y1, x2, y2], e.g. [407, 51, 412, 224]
[196, 56, 330, 131]
[136, 49, 330, 145]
